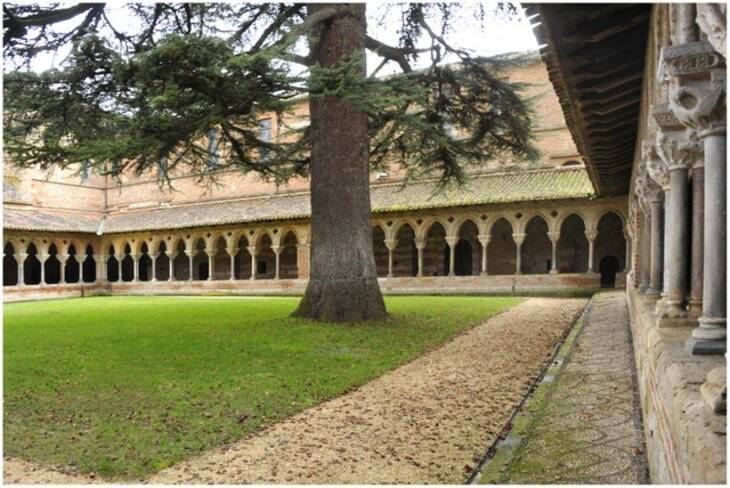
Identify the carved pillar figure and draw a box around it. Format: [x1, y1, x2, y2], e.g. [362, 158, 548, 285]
[384, 239, 397, 278]
[547, 231, 560, 274]
[247, 246, 258, 280]
[445, 236, 458, 277]
[512, 233, 525, 275]
[664, 40, 726, 353]
[477, 235, 490, 276]
[584, 230, 597, 273]
[58, 253, 68, 284]
[17, 252, 26, 286]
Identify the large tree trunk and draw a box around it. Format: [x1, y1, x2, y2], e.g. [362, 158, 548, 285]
[292, 3, 387, 323]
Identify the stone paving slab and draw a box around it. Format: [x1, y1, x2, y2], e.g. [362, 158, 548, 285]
[477, 291, 650, 484]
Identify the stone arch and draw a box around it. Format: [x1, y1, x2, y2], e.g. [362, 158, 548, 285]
[487, 218, 516, 275]
[392, 223, 418, 277]
[45, 243, 62, 284]
[82, 244, 96, 282]
[456, 220, 480, 276]
[234, 234, 253, 279]
[486, 214, 518, 237]
[211, 235, 229, 280]
[138, 242, 152, 281]
[24, 242, 42, 285]
[172, 239, 189, 280]
[4, 241, 18, 286]
[121, 243, 134, 281]
[191, 237, 208, 280]
[423, 221, 449, 276]
[522, 216, 552, 274]
[557, 214, 589, 273]
[372, 224, 388, 277]
[64, 243, 80, 283]
[595, 211, 626, 272]
[155, 240, 170, 281]
[279, 231, 299, 279]
[107, 244, 120, 282]
[255, 233, 276, 279]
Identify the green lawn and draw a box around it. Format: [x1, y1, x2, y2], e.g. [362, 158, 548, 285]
[4, 295, 521, 479]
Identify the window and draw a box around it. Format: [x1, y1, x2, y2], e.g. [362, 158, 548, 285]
[258, 118, 272, 160]
[207, 128, 220, 168]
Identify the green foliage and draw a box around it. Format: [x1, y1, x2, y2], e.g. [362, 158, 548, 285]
[3, 3, 536, 187]
[4, 295, 521, 479]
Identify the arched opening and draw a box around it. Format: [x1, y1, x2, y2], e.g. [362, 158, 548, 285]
[138, 242, 152, 281]
[522, 216, 551, 274]
[191, 238, 208, 280]
[121, 243, 134, 281]
[600, 256, 620, 288]
[456, 220, 479, 276]
[595, 212, 626, 272]
[487, 218, 516, 275]
[64, 244, 80, 283]
[107, 245, 119, 282]
[279, 231, 299, 279]
[4, 242, 18, 286]
[256, 234, 276, 279]
[24, 243, 42, 285]
[82, 245, 96, 282]
[372, 226, 388, 277]
[173, 240, 189, 280]
[156, 241, 170, 281]
[557, 214, 589, 273]
[423, 222, 448, 276]
[212, 236, 229, 280]
[234, 235, 252, 279]
[393, 224, 418, 277]
[45, 244, 61, 284]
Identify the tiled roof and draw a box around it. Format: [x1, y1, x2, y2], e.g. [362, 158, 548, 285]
[4, 167, 594, 234]
[3, 207, 102, 233]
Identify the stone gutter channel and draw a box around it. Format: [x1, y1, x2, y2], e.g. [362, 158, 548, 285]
[465, 296, 593, 484]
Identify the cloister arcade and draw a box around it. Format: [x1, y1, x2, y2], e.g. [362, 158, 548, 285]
[3, 204, 628, 291]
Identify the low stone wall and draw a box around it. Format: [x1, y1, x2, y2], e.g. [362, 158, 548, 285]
[3, 272, 618, 302]
[627, 289, 726, 484]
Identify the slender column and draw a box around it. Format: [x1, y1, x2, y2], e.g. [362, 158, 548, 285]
[185, 250, 194, 281]
[151, 253, 158, 282]
[664, 160, 692, 317]
[77, 256, 83, 283]
[639, 211, 651, 292]
[547, 231, 560, 274]
[167, 252, 174, 281]
[445, 236, 458, 277]
[647, 198, 664, 295]
[585, 231, 597, 273]
[414, 239, 425, 277]
[17, 252, 26, 286]
[477, 235, 490, 276]
[661, 192, 671, 303]
[38, 253, 48, 285]
[227, 247, 237, 280]
[512, 233, 525, 275]
[272, 245, 281, 280]
[689, 162, 704, 315]
[117, 257, 122, 282]
[205, 248, 215, 281]
[384, 239, 397, 278]
[131, 253, 141, 282]
[624, 231, 631, 273]
[58, 253, 68, 284]
[247, 246, 257, 280]
[94, 254, 105, 282]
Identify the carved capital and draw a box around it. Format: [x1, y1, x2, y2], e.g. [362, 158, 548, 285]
[696, 4, 727, 59]
[511, 233, 526, 246]
[547, 231, 561, 243]
[477, 234, 491, 246]
[584, 230, 598, 242]
[204, 248, 217, 258]
[655, 131, 703, 173]
[383, 239, 398, 251]
[58, 253, 69, 262]
[246, 246, 258, 257]
[226, 246, 238, 257]
[271, 245, 282, 255]
[414, 238, 426, 250]
[643, 140, 670, 190]
[445, 236, 459, 247]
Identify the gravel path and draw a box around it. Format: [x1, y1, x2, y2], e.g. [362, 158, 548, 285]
[5, 298, 585, 484]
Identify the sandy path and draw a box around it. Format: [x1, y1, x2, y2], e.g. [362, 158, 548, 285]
[5, 298, 585, 484]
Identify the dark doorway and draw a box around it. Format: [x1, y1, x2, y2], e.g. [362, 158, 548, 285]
[599, 256, 620, 288]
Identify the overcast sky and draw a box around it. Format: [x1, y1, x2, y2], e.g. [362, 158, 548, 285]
[19, 2, 540, 74]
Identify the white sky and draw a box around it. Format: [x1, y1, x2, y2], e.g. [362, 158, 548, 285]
[20, 2, 540, 74]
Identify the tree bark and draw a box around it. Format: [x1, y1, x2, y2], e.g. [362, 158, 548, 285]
[293, 3, 387, 323]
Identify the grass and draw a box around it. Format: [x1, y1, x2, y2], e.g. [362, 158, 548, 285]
[4, 295, 521, 480]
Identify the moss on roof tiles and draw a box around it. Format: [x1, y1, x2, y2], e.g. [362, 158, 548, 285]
[4, 167, 594, 234]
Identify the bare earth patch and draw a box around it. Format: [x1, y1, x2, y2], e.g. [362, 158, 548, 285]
[5, 298, 585, 484]
[3, 458, 101, 485]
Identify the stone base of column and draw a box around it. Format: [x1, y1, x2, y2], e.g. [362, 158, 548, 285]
[480, 271, 487, 276]
[700, 367, 727, 414]
[687, 300, 703, 318]
[686, 336, 727, 355]
[645, 287, 661, 296]
[656, 316, 695, 329]
[549, 269, 558, 275]
[657, 300, 688, 319]
[639, 282, 650, 293]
